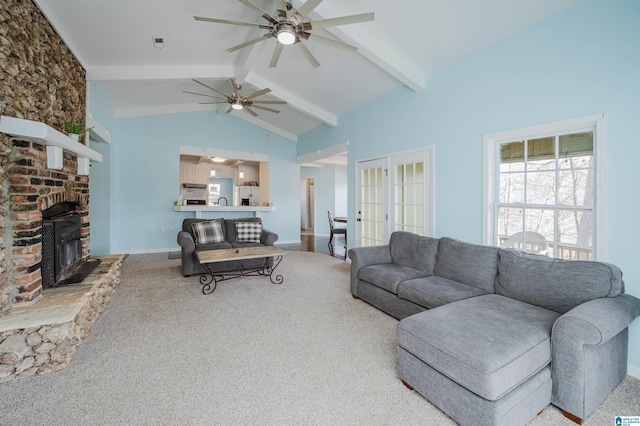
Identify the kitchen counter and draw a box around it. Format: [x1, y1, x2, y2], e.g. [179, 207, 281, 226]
[173, 205, 276, 219]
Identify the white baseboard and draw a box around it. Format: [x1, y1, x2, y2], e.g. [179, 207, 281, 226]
[275, 240, 301, 245]
[116, 247, 180, 255]
[628, 363, 640, 379]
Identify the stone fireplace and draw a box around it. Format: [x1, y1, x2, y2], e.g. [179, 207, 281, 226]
[0, 0, 124, 383]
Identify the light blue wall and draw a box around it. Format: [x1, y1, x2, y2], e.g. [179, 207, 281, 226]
[87, 84, 117, 255]
[334, 165, 348, 217]
[298, 0, 640, 370]
[86, 102, 299, 253]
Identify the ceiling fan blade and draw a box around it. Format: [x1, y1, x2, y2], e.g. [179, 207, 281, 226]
[306, 33, 357, 52]
[291, 0, 323, 25]
[199, 102, 230, 105]
[193, 16, 269, 29]
[252, 105, 280, 114]
[182, 91, 227, 100]
[244, 106, 259, 117]
[269, 43, 284, 68]
[237, 0, 278, 24]
[229, 78, 239, 99]
[245, 88, 271, 99]
[226, 34, 272, 53]
[252, 100, 287, 104]
[225, 106, 233, 113]
[309, 12, 374, 29]
[297, 42, 320, 68]
[276, 0, 288, 19]
[192, 79, 229, 98]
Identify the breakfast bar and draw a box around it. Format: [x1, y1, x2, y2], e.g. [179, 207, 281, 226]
[173, 205, 276, 218]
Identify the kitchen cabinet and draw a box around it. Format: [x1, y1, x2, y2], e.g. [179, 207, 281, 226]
[180, 163, 210, 185]
[237, 164, 259, 186]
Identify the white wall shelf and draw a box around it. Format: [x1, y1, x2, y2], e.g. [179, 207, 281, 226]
[0, 115, 103, 163]
[87, 113, 111, 144]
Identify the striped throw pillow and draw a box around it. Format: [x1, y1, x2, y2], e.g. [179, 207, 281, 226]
[191, 220, 225, 245]
[235, 222, 262, 243]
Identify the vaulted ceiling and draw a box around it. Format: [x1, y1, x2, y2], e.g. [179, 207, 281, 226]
[34, 0, 582, 143]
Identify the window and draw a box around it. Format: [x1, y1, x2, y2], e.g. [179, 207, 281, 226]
[483, 114, 606, 260]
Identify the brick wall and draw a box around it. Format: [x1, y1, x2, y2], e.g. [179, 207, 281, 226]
[0, 0, 88, 312]
[8, 140, 90, 305]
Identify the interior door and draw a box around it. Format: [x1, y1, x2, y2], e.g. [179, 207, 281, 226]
[356, 158, 388, 247]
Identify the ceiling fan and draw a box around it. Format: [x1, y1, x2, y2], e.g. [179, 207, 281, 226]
[194, 0, 374, 68]
[183, 78, 286, 117]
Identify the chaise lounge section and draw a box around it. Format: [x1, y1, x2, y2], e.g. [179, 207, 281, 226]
[348, 232, 640, 425]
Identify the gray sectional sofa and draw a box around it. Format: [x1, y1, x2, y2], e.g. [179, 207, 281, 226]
[348, 231, 640, 426]
[177, 217, 278, 277]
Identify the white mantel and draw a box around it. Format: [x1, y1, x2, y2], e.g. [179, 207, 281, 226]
[0, 115, 103, 163]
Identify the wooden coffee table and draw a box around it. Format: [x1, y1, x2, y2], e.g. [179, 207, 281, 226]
[195, 246, 286, 295]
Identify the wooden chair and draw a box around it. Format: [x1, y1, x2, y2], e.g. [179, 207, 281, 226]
[328, 210, 347, 260]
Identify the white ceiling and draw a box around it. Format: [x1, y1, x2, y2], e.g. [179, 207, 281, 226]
[34, 0, 582, 143]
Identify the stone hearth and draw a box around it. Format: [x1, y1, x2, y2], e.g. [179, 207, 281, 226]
[0, 255, 124, 382]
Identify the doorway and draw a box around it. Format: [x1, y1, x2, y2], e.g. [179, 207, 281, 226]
[300, 178, 315, 233]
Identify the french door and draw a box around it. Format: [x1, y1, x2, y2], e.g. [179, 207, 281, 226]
[356, 148, 434, 247]
[356, 158, 387, 247]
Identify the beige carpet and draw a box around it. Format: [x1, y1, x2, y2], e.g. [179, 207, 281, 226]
[0, 251, 638, 425]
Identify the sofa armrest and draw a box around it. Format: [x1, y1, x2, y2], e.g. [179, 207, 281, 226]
[551, 294, 640, 420]
[177, 230, 195, 249]
[261, 229, 278, 246]
[552, 294, 640, 345]
[347, 245, 392, 297]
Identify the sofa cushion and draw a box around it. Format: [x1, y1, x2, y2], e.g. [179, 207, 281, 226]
[398, 276, 488, 309]
[194, 241, 233, 251]
[183, 218, 226, 240]
[389, 232, 439, 274]
[497, 248, 625, 314]
[225, 217, 262, 242]
[433, 237, 499, 293]
[235, 221, 263, 243]
[397, 294, 560, 401]
[359, 264, 430, 294]
[191, 219, 225, 245]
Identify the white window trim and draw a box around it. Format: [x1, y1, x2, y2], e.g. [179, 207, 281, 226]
[482, 113, 607, 259]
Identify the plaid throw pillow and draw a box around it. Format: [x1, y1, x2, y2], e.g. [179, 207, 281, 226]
[235, 222, 263, 243]
[191, 220, 225, 245]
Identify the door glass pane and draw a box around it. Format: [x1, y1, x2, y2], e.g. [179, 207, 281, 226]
[359, 163, 386, 247]
[393, 161, 427, 236]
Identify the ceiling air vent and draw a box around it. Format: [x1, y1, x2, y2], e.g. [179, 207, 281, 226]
[152, 37, 164, 49]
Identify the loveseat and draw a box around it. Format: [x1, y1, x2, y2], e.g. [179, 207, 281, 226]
[177, 217, 278, 277]
[348, 231, 640, 426]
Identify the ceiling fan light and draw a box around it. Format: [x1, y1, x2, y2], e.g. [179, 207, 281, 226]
[231, 100, 243, 110]
[276, 26, 296, 45]
[211, 157, 226, 163]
